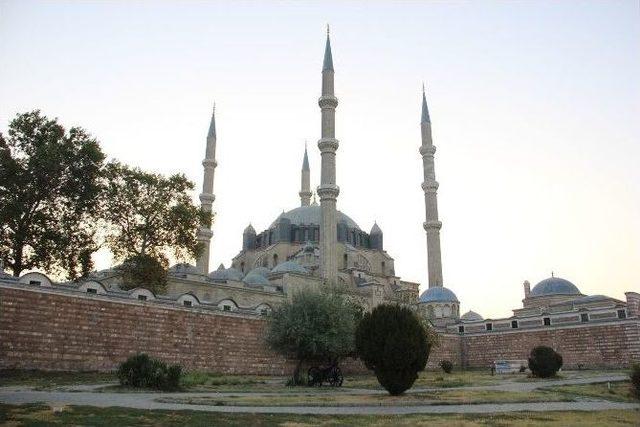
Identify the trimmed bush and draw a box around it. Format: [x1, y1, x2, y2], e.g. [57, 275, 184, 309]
[439, 360, 453, 374]
[355, 304, 431, 395]
[631, 364, 640, 399]
[117, 353, 182, 391]
[528, 346, 563, 378]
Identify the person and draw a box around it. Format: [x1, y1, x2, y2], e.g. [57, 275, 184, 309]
[490, 362, 496, 376]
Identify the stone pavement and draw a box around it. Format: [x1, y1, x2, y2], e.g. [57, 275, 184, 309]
[0, 374, 638, 415]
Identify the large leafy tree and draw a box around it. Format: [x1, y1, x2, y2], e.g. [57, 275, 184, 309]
[0, 111, 105, 279]
[265, 288, 362, 384]
[102, 161, 207, 290]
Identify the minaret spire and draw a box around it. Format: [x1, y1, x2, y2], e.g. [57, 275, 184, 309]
[317, 28, 340, 285]
[419, 86, 443, 288]
[299, 143, 312, 206]
[196, 103, 217, 274]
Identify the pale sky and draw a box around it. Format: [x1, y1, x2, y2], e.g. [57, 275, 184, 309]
[1, 1, 639, 319]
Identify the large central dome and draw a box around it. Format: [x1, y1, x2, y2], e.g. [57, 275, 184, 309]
[270, 205, 360, 230]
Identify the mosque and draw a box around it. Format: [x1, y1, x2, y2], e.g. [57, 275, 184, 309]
[3, 31, 637, 348]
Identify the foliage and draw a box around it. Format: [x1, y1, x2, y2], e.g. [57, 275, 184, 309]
[528, 346, 563, 378]
[117, 353, 182, 391]
[440, 360, 453, 374]
[116, 253, 168, 294]
[355, 304, 432, 395]
[102, 161, 209, 265]
[0, 111, 105, 279]
[265, 288, 362, 385]
[631, 364, 640, 399]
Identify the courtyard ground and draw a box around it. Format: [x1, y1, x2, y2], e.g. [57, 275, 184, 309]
[0, 369, 638, 425]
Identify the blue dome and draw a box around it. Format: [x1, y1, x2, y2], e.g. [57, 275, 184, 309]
[209, 266, 243, 281]
[461, 310, 483, 321]
[270, 205, 360, 230]
[419, 286, 459, 303]
[530, 277, 581, 297]
[168, 263, 200, 275]
[272, 261, 308, 274]
[243, 272, 270, 286]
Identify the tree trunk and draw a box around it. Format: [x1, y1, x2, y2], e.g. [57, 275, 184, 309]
[293, 359, 303, 385]
[11, 243, 23, 277]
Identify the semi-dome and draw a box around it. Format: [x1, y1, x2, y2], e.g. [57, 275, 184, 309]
[461, 310, 483, 321]
[247, 266, 271, 278]
[530, 277, 581, 297]
[243, 272, 270, 286]
[419, 286, 459, 303]
[270, 205, 360, 230]
[272, 261, 308, 274]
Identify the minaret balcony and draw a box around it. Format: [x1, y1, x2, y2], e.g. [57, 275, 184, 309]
[419, 145, 436, 156]
[423, 220, 442, 231]
[202, 159, 217, 168]
[318, 95, 339, 108]
[317, 184, 340, 200]
[199, 193, 216, 204]
[197, 227, 214, 239]
[318, 138, 339, 153]
[421, 180, 439, 192]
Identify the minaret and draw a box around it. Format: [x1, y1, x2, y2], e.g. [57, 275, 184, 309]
[420, 86, 444, 288]
[317, 26, 340, 285]
[299, 144, 312, 206]
[196, 104, 217, 274]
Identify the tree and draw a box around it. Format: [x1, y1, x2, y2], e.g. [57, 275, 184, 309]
[117, 254, 169, 294]
[265, 288, 362, 385]
[355, 304, 432, 395]
[102, 161, 208, 284]
[528, 346, 563, 378]
[0, 111, 105, 279]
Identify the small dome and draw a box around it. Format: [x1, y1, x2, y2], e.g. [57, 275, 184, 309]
[530, 277, 581, 297]
[272, 261, 308, 274]
[209, 265, 243, 281]
[370, 222, 382, 235]
[461, 310, 483, 321]
[0, 270, 17, 281]
[419, 286, 459, 303]
[248, 266, 271, 278]
[168, 263, 200, 275]
[243, 272, 270, 286]
[244, 224, 256, 234]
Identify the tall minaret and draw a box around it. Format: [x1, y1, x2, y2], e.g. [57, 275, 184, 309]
[299, 144, 312, 206]
[317, 27, 340, 285]
[196, 104, 217, 274]
[420, 86, 444, 288]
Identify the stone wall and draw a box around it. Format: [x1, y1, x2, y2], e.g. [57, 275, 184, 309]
[460, 321, 640, 369]
[0, 286, 292, 374]
[1, 285, 638, 373]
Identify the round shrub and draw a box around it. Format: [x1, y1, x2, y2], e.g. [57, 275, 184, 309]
[440, 360, 453, 374]
[117, 353, 182, 391]
[355, 304, 431, 395]
[631, 364, 640, 399]
[528, 346, 563, 378]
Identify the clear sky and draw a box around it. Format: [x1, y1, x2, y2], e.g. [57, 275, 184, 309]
[1, 1, 638, 319]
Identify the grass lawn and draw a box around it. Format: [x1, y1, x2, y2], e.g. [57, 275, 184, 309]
[344, 369, 503, 390]
[0, 404, 638, 426]
[0, 370, 116, 389]
[156, 389, 573, 407]
[544, 380, 637, 403]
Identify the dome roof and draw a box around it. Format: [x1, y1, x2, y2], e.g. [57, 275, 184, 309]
[168, 263, 200, 275]
[209, 265, 243, 281]
[243, 272, 270, 286]
[370, 222, 382, 234]
[530, 277, 581, 297]
[461, 310, 483, 321]
[272, 261, 308, 274]
[248, 266, 271, 278]
[270, 205, 360, 230]
[419, 286, 459, 303]
[0, 270, 17, 281]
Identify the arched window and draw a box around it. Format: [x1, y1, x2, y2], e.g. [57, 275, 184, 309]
[240, 262, 245, 273]
[381, 261, 386, 274]
[273, 254, 279, 268]
[343, 253, 348, 269]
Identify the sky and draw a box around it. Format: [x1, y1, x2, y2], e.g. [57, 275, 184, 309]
[1, 1, 638, 319]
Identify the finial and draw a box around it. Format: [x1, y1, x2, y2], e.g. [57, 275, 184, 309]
[327, 24, 330, 36]
[422, 82, 425, 93]
[551, 271, 554, 278]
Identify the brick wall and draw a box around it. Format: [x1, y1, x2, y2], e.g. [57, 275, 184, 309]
[0, 286, 294, 374]
[460, 321, 640, 369]
[1, 286, 638, 373]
